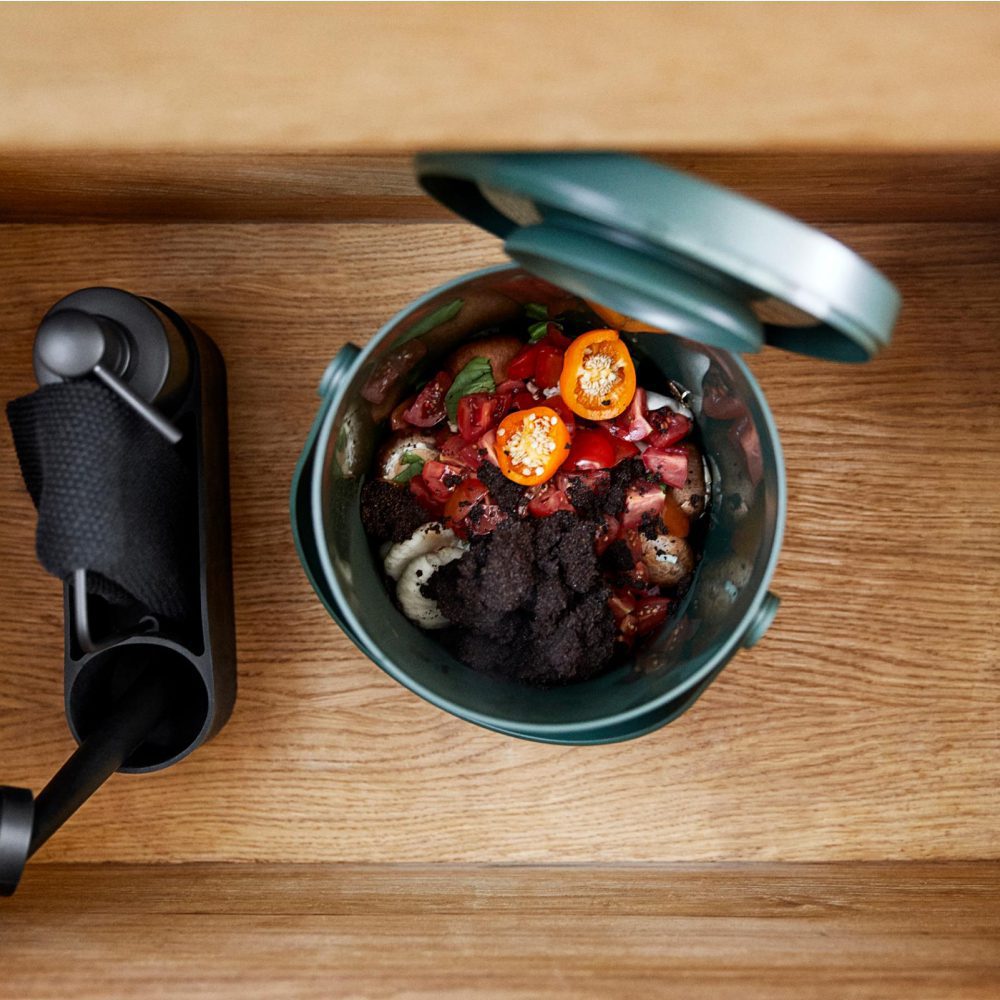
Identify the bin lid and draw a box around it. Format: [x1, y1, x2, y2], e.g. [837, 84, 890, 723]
[415, 153, 900, 361]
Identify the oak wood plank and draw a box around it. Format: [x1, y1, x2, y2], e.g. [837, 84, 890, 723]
[3, 152, 1000, 225]
[0, 220, 996, 864]
[2, 863, 998, 1000]
[1, 5, 1000, 153]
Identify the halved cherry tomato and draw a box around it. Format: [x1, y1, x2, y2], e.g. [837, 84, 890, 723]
[443, 476, 489, 524]
[559, 329, 637, 420]
[635, 597, 671, 636]
[457, 392, 509, 442]
[526, 482, 575, 518]
[642, 446, 689, 488]
[403, 371, 452, 428]
[607, 387, 653, 442]
[533, 344, 565, 390]
[496, 406, 571, 486]
[564, 428, 617, 471]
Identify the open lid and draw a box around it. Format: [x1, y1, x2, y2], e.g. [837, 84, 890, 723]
[415, 153, 900, 362]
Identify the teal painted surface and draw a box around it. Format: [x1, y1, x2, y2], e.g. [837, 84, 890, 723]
[416, 152, 900, 363]
[291, 265, 787, 743]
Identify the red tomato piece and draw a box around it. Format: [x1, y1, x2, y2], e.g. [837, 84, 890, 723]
[564, 427, 617, 471]
[594, 514, 621, 556]
[541, 324, 572, 351]
[608, 387, 653, 442]
[439, 432, 480, 469]
[443, 476, 489, 524]
[457, 392, 509, 442]
[506, 345, 538, 381]
[608, 589, 637, 625]
[647, 409, 692, 448]
[545, 395, 577, 436]
[420, 460, 463, 503]
[476, 428, 501, 468]
[403, 371, 452, 428]
[390, 394, 417, 431]
[533, 344, 565, 390]
[409, 474, 444, 515]
[642, 446, 689, 488]
[526, 482, 575, 518]
[635, 597, 671, 636]
[468, 503, 506, 535]
[621, 480, 666, 533]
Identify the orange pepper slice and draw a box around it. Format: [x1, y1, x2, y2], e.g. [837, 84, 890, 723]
[496, 406, 571, 486]
[559, 329, 637, 420]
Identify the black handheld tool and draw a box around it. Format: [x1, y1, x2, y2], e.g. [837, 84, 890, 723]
[0, 288, 235, 895]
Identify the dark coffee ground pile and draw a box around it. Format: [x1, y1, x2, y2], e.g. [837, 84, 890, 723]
[477, 461, 525, 515]
[428, 511, 616, 686]
[565, 457, 646, 519]
[360, 480, 429, 543]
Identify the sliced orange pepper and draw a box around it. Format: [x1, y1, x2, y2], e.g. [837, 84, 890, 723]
[559, 329, 637, 420]
[496, 406, 571, 486]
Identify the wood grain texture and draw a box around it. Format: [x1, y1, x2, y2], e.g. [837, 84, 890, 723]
[4, 152, 1000, 224]
[0, 219, 997, 864]
[2, 4, 1000, 152]
[2, 863, 998, 1000]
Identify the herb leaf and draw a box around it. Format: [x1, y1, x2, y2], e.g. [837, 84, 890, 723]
[525, 303, 548, 321]
[393, 451, 426, 483]
[444, 356, 496, 423]
[528, 321, 550, 343]
[394, 298, 464, 346]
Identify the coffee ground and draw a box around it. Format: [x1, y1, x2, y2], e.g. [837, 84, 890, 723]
[360, 479, 429, 543]
[428, 511, 616, 686]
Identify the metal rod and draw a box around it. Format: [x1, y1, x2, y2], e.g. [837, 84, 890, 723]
[93, 364, 182, 444]
[28, 666, 172, 857]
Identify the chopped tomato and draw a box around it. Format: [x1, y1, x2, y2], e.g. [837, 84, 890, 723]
[642, 446, 689, 488]
[476, 428, 501, 467]
[608, 589, 637, 624]
[621, 480, 666, 533]
[496, 406, 571, 486]
[594, 514, 621, 556]
[506, 345, 539, 381]
[635, 597, 671, 636]
[440, 432, 480, 469]
[647, 408, 692, 448]
[558, 468, 611, 496]
[420, 460, 463, 503]
[559, 329, 637, 420]
[533, 344, 565, 390]
[610, 435, 641, 463]
[457, 392, 508, 442]
[608, 387, 653, 442]
[526, 482, 575, 518]
[403, 371, 452, 428]
[409, 474, 444, 515]
[545, 395, 577, 436]
[468, 503, 506, 535]
[390, 395, 416, 431]
[564, 428, 617, 471]
[443, 476, 489, 524]
[540, 324, 572, 351]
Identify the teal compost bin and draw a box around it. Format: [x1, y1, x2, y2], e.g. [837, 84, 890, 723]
[291, 154, 900, 743]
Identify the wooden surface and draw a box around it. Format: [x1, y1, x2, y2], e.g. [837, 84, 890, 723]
[2, 4, 1000, 152]
[3, 151, 1000, 224]
[2, 863, 998, 999]
[0, 211, 997, 866]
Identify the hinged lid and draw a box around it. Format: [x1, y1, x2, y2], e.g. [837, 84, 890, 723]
[415, 153, 900, 362]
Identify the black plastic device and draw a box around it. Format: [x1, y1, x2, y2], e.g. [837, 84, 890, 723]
[0, 288, 235, 895]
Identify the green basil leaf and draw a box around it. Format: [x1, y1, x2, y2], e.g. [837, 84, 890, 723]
[525, 302, 548, 320]
[444, 356, 496, 423]
[394, 298, 464, 346]
[393, 452, 426, 483]
[528, 321, 550, 343]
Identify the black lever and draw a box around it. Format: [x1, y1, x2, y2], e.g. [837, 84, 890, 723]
[0, 665, 172, 895]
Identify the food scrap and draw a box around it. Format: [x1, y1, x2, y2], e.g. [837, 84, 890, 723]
[359, 301, 709, 685]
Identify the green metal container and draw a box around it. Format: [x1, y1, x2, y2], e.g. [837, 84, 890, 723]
[291, 154, 900, 743]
